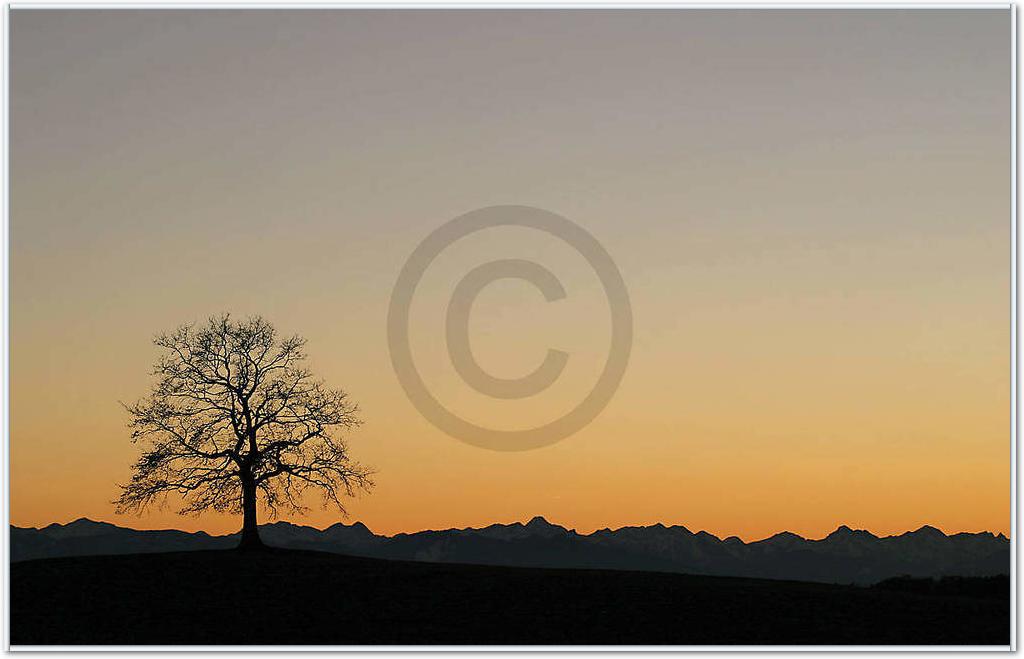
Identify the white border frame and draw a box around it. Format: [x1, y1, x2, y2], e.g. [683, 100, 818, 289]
[0, 2, 1016, 652]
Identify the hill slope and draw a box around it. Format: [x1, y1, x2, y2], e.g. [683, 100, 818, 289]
[10, 549, 1009, 645]
[11, 517, 1010, 585]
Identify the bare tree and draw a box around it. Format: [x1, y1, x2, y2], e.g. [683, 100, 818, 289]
[116, 314, 373, 549]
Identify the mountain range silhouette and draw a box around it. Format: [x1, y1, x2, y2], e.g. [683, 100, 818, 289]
[11, 516, 1008, 585]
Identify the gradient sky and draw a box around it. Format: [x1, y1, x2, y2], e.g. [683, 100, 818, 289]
[10, 8, 1011, 541]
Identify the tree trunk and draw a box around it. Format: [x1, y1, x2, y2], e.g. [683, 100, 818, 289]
[238, 472, 263, 550]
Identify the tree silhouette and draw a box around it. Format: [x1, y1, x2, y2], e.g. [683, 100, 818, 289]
[116, 314, 373, 549]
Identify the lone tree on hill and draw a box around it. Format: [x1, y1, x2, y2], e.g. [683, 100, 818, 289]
[116, 314, 373, 549]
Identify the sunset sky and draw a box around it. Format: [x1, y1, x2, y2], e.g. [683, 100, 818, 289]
[10, 8, 1011, 541]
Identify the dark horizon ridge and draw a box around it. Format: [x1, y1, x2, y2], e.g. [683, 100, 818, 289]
[13, 515, 1008, 544]
[12, 516, 1009, 586]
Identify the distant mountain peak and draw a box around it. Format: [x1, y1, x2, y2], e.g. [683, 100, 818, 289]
[826, 525, 877, 541]
[909, 525, 947, 538]
[765, 531, 803, 542]
[58, 518, 108, 529]
[40, 518, 121, 540]
[266, 520, 305, 529]
[520, 516, 569, 538]
[325, 520, 369, 530]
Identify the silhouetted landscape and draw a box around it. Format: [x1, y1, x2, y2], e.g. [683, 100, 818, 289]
[11, 546, 1009, 645]
[12, 517, 1009, 585]
[9, 6, 1014, 650]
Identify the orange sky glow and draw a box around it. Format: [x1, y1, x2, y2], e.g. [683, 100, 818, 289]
[10, 9, 1011, 542]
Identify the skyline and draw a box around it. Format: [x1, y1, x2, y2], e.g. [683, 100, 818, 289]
[16, 513, 1009, 545]
[10, 8, 1012, 542]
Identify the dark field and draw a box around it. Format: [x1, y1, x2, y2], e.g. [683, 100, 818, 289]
[10, 549, 1010, 646]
